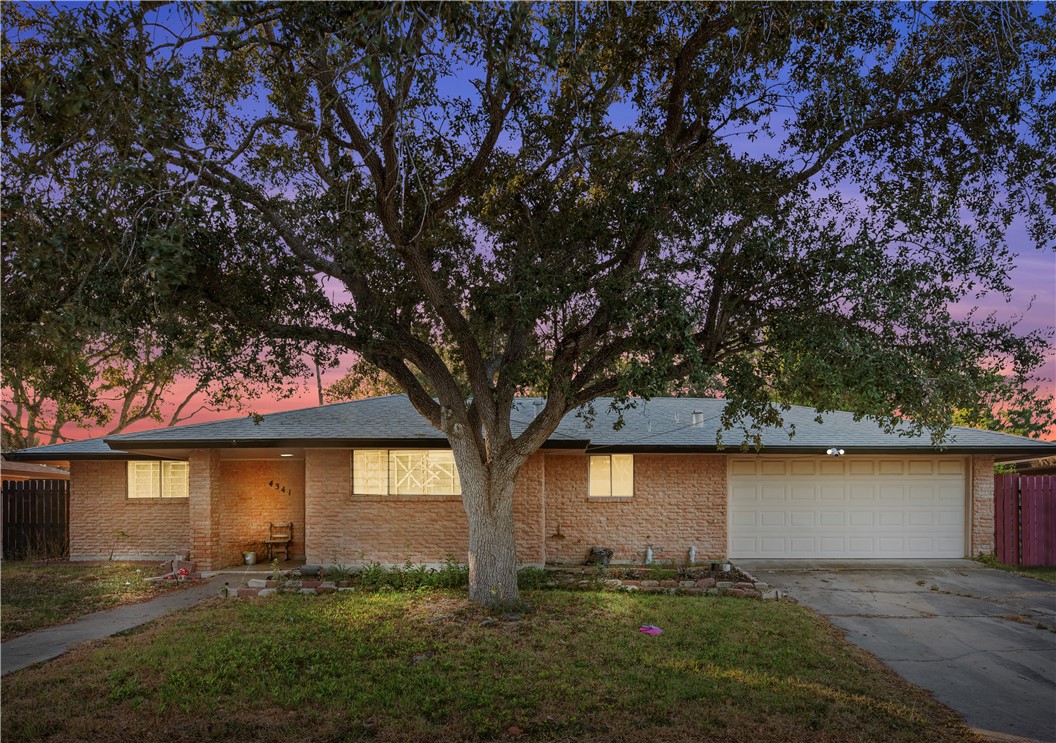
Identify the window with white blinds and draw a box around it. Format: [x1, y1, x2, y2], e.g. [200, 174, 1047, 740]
[352, 450, 461, 496]
[127, 461, 189, 499]
[588, 455, 634, 497]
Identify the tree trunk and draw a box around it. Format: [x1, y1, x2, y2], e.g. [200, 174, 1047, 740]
[461, 464, 521, 607]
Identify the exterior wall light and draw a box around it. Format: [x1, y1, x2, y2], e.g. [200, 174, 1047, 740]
[826, 448, 846, 457]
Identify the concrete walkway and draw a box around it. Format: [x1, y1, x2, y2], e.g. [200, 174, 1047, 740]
[738, 560, 1056, 743]
[1, 579, 222, 676]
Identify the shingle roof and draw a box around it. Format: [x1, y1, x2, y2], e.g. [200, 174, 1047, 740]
[7, 395, 1056, 460]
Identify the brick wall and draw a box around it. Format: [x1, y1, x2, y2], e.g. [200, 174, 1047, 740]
[543, 453, 727, 564]
[970, 455, 996, 556]
[188, 449, 222, 570]
[303, 449, 546, 566]
[68, 461, 189, 560]
[217, 460, 306, 567]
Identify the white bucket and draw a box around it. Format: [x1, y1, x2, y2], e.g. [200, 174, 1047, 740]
[243, 551, 257, 565]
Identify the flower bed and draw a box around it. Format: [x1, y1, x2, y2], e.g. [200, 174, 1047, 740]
[223, 562, 774, 599]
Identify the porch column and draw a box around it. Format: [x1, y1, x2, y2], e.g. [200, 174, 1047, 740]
[189, 449, 222, 570]
[970, 455, 995, 557]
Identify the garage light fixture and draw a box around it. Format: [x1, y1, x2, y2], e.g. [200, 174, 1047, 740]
[280, 453, 294, 458]
[826, 448, 845, 457]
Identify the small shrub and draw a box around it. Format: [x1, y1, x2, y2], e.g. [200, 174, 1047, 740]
[324, 561, 356, 584]
[431, 556, 469, 589]
[517, 566, 549, 590]
[358, 562, 391, 591]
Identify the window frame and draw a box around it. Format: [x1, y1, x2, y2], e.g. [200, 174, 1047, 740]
[351, 449, 462, 497]
[588, 454, 634, 498]
[126, 461, 189, 500]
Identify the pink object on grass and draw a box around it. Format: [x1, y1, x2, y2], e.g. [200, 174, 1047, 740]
[639, 625, 663, 635]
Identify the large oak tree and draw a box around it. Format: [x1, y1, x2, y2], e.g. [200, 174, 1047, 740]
[3, 2, 1053, 605]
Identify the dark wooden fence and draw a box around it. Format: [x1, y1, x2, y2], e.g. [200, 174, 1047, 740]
[1, 479, 70, 560]
[995, 474, 1055, 567]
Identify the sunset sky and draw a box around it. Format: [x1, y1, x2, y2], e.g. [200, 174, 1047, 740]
[10, 4, 1056, 443]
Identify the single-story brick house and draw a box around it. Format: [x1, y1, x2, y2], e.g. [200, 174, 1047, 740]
[7, 396, 1056, 569]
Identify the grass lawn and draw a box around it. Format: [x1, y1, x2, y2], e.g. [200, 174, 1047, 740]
[1, 561, 188, 639]
[976, 555, 1056, 584]
[2, 591, 977, 742]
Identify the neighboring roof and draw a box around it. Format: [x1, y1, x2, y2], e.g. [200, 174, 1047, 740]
[0, 456, 70, 479]
[7, 395, 1056, 461]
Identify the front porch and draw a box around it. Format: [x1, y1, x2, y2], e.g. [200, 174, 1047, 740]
[187, 450, 306, 570]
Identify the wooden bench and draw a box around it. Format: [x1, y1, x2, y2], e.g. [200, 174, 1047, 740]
[264, 521, 293, 561]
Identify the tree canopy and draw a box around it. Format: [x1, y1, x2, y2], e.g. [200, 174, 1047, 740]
[4, 1, 1054, 603]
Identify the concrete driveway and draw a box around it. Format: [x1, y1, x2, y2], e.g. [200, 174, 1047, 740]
[737, 560, 1056, 743]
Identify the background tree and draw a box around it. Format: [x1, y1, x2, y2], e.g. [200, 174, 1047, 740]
[4, 2, 1053, 605]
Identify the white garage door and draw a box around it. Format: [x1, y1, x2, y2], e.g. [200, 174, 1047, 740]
[728, 457, 966, 559]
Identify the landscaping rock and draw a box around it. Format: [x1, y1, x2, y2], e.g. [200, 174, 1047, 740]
[257, 588, 276, 597]
[237, 588, 260, 597]
[725, 588, 748, 598]
[641, 580, 660, 587]
[753, 582, 769, 590]
[659, 579, 679, 588]
[622, 585, 639, 592]
[479, 617, 497, 627]
[743, 589, 762, 599]
[247, 579, 268, 589]
[317, 582, 337, 594]
[299, 564, 322, 577]
[338, 587, 356, 592]
[684, 587, 705, 595]
[706, 588, 720, 595]
[642, 586, 665, 594]
[696, 578, 717, 589]
[734, 582, 754, 590]
[622, 580, 642, 587]
[603, 579, 623, 589]
[679, 580, 696, 588]
[299, 587, 317, 595]
[716, 581, 734, 590]
[301, 579, 321, 589]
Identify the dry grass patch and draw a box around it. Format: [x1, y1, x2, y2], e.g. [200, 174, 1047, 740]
[1, 590, 980, 742]
[1, 561, 189, 639]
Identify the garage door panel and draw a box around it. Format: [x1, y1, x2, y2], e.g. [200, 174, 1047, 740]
[877, 537, 905, 553]
[761, 484, 786, 501]
[760, 537, 788, 553]
[848, 537, 875, 554]
[878, 512, 903, 527]
[937, 511, 962, 527]
[849, 512, 874, 526]
[819, 511, 845, 526]
[879, 484, 904, 501]
[761, 512, 786, 527]
[819, 537, 846, 554]
[729, 457, 965, 559]
[820, 484, 845, 500]
[731, 511, 757, 527]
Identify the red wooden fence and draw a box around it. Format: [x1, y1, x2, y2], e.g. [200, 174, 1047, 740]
[994, 474, 1055, 567]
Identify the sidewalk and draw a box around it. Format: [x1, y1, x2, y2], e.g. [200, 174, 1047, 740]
[1, 579, 222, 676]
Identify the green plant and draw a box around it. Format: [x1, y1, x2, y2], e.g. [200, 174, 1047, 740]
[516, 567, 550, 590]
[324, 561, 356, 584]
[431, 556, 469, 589]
